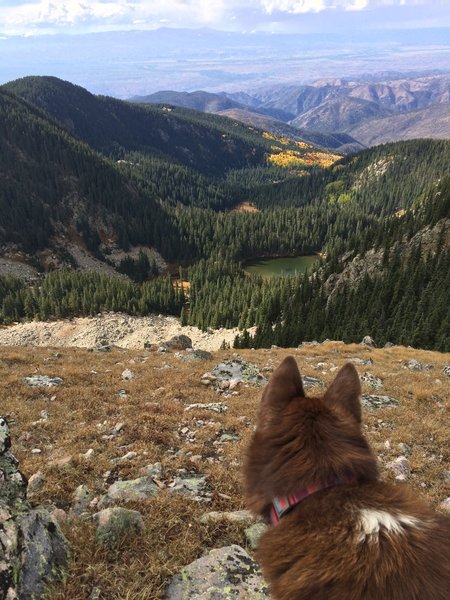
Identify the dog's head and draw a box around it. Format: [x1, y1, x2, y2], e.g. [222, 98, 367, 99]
[244, 357, 378, 519]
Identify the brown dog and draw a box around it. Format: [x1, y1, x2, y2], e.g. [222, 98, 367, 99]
[244, 357, 450, 599]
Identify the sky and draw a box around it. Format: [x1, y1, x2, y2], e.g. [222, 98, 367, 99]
[1, 0, 449, 36]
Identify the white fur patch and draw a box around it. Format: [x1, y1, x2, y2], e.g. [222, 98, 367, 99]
[358, 509, 419, 542]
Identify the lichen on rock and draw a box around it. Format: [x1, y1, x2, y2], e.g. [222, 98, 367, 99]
[0, 416, 70, 600]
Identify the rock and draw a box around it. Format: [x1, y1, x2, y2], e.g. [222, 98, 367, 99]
[27, 471, 45, 496]
[112, 422, 125, 435]
[303, 375, 324, 389]
[168, 474, 211, 502]
[165, 544, 269, 599]
[211, 359, 267, 387]
[245, 523, 268, 550]
[121, 369, 135, 381]
[163, 335, 193, 351]
[199, 510, 254, 525]
[93, 507, 144, 547]
[182, 349, 213, 362]
[361, 394, 399, 410]
[350, 357, 374, 366]
[99, 477, 159, 508]
[184, 402, 228, 413]
[402, 359, 433, 372]
[397, 443, 411, 456]
[71, 484, 92, 517]
[360, 372, 383, 390]
[384, 342, 394, 348]
[119, 451, 137, 462]
[88, 587, 102, 600]
[361, 336, 376, 347]
[23, 375, 63, 387]
[139, 462, 162, 479]
[16, 508, 70, 600]
[387, 456, 410, 481]
[81, 448, 95, 460]
[94, 344, 111, 352]
[439, 497, 450, 514]
[0, 416, 11, 454]
[217, 433, 240, 443]
[1, 416, 70, 600]
[442, 366, 450, 378]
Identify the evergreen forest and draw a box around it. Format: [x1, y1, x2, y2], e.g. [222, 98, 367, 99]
[0, 76, 449, 351]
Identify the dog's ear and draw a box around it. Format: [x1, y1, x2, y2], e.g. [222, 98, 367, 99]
[324, 362, 362, 423]
[259, 356, 304, 421]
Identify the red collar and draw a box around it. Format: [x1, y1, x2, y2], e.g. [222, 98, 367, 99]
[270, 474, 356, 525]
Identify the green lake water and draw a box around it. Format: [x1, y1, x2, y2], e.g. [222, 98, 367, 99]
[244, 255, 319, 278]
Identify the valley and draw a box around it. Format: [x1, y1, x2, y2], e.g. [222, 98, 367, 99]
[0, 76, 449, 353]
[0, 15, 449, 600]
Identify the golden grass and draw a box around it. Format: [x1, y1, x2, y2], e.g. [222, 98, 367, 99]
[1, 342, 449, 599]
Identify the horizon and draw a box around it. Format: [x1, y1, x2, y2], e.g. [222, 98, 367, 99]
[1, 2, 450, 97]
[1, 1, 450, 37]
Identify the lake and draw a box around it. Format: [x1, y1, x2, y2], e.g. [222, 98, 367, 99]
[244, 255, 319, 278]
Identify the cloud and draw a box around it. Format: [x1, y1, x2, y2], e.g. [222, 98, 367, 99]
[0, 0, 446, 35]
[261, 0, 440, 13]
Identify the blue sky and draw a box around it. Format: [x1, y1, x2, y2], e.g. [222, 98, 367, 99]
[1, 1, 449, 36]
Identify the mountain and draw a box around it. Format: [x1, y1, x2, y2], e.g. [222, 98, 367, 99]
[224, 74, 450, 144]
[1, 76, 448, 351]
[289, 96, 390, 133]
[0, 88, 170, 257]
[1, 76, 270, 177]
[215, 108, 364, 153]
[129, 89, 361, 152]
[130, 90, 244, 113]
[347, 103, 450, 146]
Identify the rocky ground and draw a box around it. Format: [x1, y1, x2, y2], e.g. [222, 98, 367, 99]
[0, 313, 244, 352]
[1, 340, 449, 599]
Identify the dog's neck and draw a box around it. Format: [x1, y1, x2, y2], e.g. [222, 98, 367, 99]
[270, 474, 356, 525]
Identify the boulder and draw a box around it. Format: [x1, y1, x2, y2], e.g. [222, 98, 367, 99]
[182, 349, 213, 362]
[93, 507, 144, 547]
[99, 476, 159, 508]
[16, 508, 70, 600]
[361, 394, 399, 410]
[361, 336, 376, 347]
[165, 544, 269, 599]
[212, 359, 267, 387]
[402, 359, 433, 372]
[245, 523, 269, 550]
[163, 335, 193, 351]
[360, 372, 383, 390]
[23, 375, 63, 387]
[0, 416, 70, 600]
[387, 456, 411, 482]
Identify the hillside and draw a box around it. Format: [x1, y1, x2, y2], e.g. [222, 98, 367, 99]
[347, 103, 450, 146]
[225, 74, 450, 144]
[0, 76, 449, 353]
[215, 108, 364, 153]
[129, 90, 363, 153]
[289, 96, 390, 133]
[130, 89, 244, 113]
[0, 89, 168, 256]
[2, 341, 449, 598]
[1, 76, 269, 177]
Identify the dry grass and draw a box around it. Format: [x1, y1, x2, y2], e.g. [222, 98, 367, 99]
[1, 342, 449, 599]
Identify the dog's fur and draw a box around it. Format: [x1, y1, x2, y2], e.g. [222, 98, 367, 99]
[244, 357, 450, 600]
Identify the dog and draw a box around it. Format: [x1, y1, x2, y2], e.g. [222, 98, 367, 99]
[244, 357, 450, 599]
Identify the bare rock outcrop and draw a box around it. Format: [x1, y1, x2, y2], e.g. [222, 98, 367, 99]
[0, 417, 70, 600]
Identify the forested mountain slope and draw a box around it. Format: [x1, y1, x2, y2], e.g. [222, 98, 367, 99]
[2, 76, 275, 177]
[0, 89, 172, 255]
[0, 77, 449, 351]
